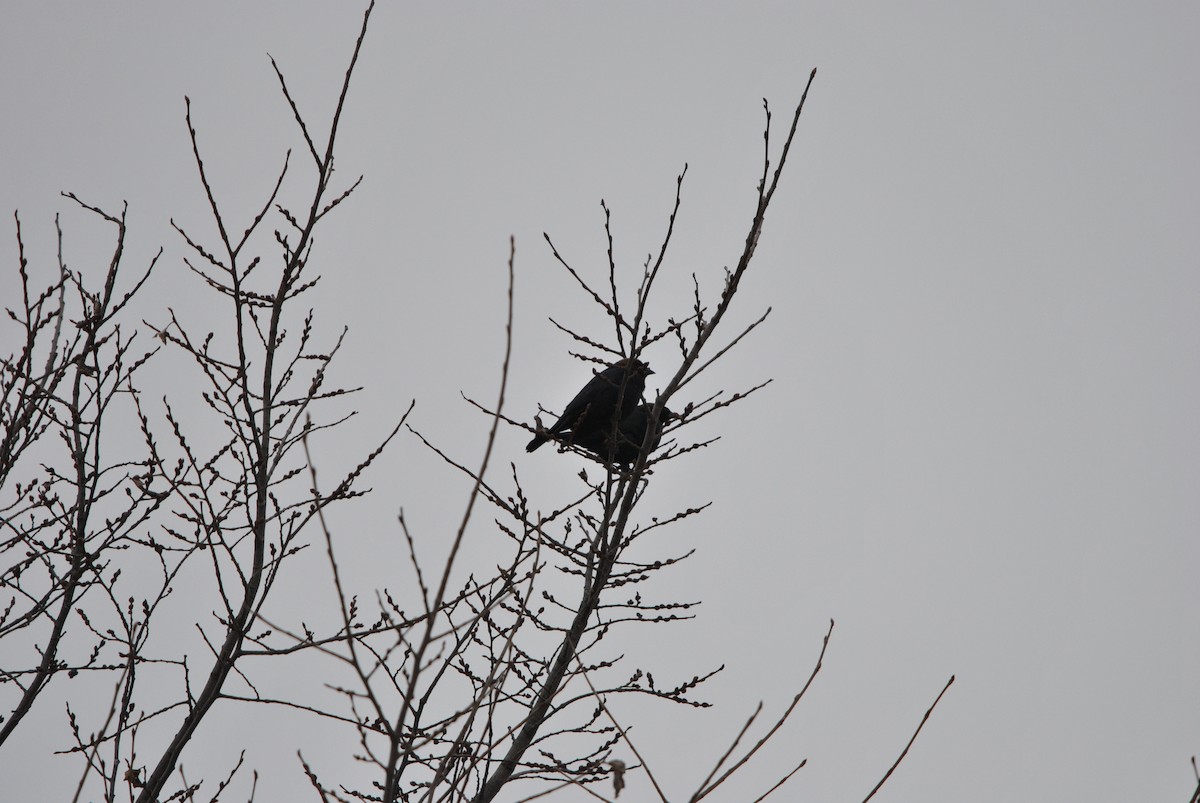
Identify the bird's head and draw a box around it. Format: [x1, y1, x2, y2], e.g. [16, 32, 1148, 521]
[614, 358, 652, 377]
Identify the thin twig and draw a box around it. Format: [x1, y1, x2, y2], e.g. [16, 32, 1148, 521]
[574, 655, 669, 803]
[690, 619, 833, 802]
[861, 675, 956, 803]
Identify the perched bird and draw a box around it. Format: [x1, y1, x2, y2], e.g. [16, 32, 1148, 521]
[526, 358, 653, 453]
[574, 403, 677, 466]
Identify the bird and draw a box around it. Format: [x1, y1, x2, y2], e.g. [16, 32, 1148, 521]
[526, 358, 653, 453]
[573, 403, 677, 466]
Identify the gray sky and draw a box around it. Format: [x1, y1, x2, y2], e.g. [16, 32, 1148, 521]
[2, 2, 1197, 801]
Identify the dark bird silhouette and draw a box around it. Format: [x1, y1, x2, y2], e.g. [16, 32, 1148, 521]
[526, 358, 652, 453]
[573, 403, 677, 466]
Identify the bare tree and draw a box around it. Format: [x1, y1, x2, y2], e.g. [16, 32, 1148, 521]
[1, 5, 952, 802]
[1, 195, 161, 755]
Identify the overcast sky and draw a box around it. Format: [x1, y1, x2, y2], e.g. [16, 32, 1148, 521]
[2, 2, 1197, 802]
